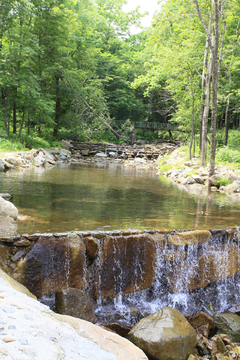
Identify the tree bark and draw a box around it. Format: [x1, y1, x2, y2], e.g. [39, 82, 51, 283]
[201, 47, 213, 166]
[200, 23, 211, 150]
[53, 76, 61, 139]
[209, 0, 219, 178]
[13, 98, 17, 134]
[18, 106, 25, 137]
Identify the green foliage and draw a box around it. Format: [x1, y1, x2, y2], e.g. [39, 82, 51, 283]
[0, 138, 26, 151]
[215, 177, 232, 187]
[216, 147, 240, 164]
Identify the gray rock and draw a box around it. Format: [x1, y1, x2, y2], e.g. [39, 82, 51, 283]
[0, 193, 11, 200]
[215, 312, 240, 342]
[59, 149, 71, 157]
[136, 140, 146, 145]
[192, 175, 205, 184]
[0, 159, 5, 172]
[0, 197, 18, 220]
[226, 181, 240, 193]
[34, 154, 46, 165]
[0, 216, 17, 236]
[95, 153, 107, 157]
[128, 307, 197, 360]
[182, 177, 196, 185]
[4, 156, 25, 167]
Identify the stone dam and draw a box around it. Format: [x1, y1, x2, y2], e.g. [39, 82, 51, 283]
[0, 227, 240, 325]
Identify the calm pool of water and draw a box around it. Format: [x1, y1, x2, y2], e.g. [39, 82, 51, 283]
[0, 162, 239, 234]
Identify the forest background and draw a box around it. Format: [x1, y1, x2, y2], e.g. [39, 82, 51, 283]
[1, 0, 240, 171]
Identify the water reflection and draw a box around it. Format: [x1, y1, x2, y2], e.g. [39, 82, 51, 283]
[0, 162, 239, 234]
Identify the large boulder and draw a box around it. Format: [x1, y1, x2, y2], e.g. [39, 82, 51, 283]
[0, 158, 5, 171]
[0, 268, 148, 360]
[55, 288, 98, 323]
[226, 181, 240, 193]
[0, 216, 17, 236]
[4, 155, 26, 167]
[128, 307, 197, 360]
[0, 196, 18, 219]
[214, 312, 240, 342]
[15, 233, 87, 297]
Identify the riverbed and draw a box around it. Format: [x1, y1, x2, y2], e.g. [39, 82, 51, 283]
[1, 161, 240, 234]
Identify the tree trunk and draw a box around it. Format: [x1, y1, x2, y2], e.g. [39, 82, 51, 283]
[4, 87, 10, 135]
[53, 76, 61, 139]
[224, 97, 230, 146]
[209, 0, 219, 178]
[200, 24, 211, 150]
[13, 100, 17, 134]
[200, 49, 213, 166]
[189, 85, 195, 160]
[18, 106, 25, 137]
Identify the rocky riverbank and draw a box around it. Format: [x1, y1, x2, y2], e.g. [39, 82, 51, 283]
[1, 141, 240, 200]
[0, 140, 180, 172]
[158, 147, 240, 198]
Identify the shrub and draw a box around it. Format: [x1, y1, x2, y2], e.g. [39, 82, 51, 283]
[216, 147, 240, 164]
[215, 177, 232, 187]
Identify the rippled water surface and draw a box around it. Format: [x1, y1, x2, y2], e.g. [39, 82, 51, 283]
[0, 162, 240, 234]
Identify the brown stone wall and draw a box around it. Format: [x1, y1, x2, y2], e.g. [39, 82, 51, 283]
[0, 228, 239, 300]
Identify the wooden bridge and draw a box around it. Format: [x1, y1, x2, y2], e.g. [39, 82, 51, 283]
[115, 120, 179, 131]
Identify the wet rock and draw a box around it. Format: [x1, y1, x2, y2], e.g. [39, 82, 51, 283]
[187, 356, 198, 360]
[95, 233, 165, 299]
[196, 334, 210, 356]
[167, 243, 240, 292]
[187, 311, 214, 338]
[214, 312, 240, 342]
[168, 230, 211, 246]
[16, 233, 87, 297]
[128, 307, 197, 360]
[100, 322, 131, 337]
[215, 353, 226, 360]
[86, 236, 99, 259]
[216, 336, 228, 354]
[164, 250, 187, 262]
[0, 197, 18, 220]
[55, 288, 98, 323]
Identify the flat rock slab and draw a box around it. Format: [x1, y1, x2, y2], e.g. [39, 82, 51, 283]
[0, 269, 148, 360]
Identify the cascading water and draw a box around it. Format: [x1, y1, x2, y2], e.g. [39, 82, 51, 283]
[94, 229, 240, 326]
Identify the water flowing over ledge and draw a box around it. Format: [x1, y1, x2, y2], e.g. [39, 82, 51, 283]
[0, 227, 240, 325]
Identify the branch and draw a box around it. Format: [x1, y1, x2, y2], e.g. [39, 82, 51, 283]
[193, 0, 212, 45]
[84, 101, 121, 139]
